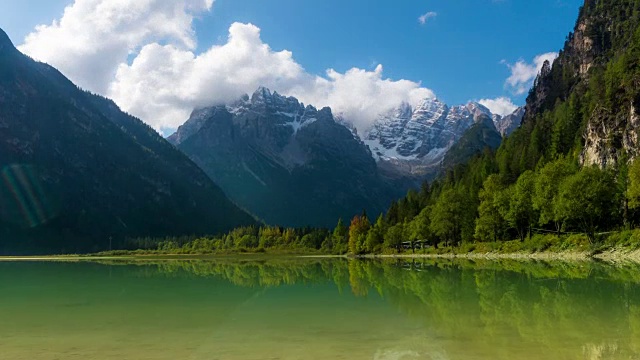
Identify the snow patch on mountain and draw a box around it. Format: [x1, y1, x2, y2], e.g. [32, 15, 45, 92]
[281, 115, 317, 135]
[360, 98, 524, 175]
[171, 87, 524, 180]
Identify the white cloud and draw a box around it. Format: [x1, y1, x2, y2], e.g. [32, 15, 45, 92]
[300, 65, 435, 132]
[503, 52, 558, 95]
[109, 23, 434, 132]
[478, 97, 518, 116]
[418, 11, 437, 25]
[109, 22, 307, 130]
[20, 0, 214, 95]
[19, 0, 435, 134]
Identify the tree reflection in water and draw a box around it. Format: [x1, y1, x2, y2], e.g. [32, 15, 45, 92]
[100, 257, 640, 360]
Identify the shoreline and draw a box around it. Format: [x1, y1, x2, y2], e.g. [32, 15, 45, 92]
[362, 249, 640, 263]
[2, 248, 640, 263]
[360, 252, 592, 261]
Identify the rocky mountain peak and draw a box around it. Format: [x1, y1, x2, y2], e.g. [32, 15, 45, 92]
[171, 87, 329, 147]
[412, 98, 447, 124]
[317, 106, 333, 120]
[0, 28, 16, 54]
[168, 87, 396, 228]
[363, 97, 523, 176]
[514, 0, 640, 168]
[244, 86, 306, 115]
[465, 102, 493, 121]
[493, 107, 525, 137]
[251, 86, 272, 102]
[523, 0, 622, 126]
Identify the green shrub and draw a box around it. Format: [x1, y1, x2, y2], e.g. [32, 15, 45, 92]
[473, 242, 501, 253]
[627, 230, 640, 250]
[436, 245, 454, 254]
[499, 240, 524, 253]
[457, 242, 476, 253]
[422, 246, 438, 255]
[524, 234, 558, 253]
[560, 234, 590, 250]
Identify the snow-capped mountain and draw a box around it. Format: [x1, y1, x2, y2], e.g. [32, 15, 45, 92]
[168, 87, 401, 228]
[169, 87, 322, 158]
[361, 98, 524, 176]
[168, 87, 524, 225]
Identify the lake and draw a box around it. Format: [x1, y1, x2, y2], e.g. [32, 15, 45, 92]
[0, 257, 638, 359]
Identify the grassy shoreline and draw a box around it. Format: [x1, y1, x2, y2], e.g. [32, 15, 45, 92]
[3, 230, 640, 263]
[362, 249, 640, 262]
[2, 247, 640, 263]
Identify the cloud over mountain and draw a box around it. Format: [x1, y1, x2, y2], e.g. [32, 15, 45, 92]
[502, 52, 559, 95]
[19, 0, 434, 133]
[478, 97, 518, 116]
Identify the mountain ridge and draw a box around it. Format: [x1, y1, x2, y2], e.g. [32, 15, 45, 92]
[169, 87, 401, 227]
[0, 29, 255, 254]
[496, 0, 640, 177]
[362, 97, 523, 177]
[169, 86, 523, 227]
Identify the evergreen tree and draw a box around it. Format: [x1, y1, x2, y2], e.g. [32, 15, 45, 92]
[384, 223, 405, 251]
[533, 157, 577, 232]
[556, 167, 618, 242]
[365, 215, 386, 252]
[506, 171, 537, 241]
[348, 215, 370, 254]
[475, 175, 507, 242]
[386, 201, 400, 225]
[627, 157, 640, 211]
[430, 189, 469, 246]
[331, 219, 349, 254]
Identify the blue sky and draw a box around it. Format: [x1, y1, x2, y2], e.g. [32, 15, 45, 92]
[1, 0, 584, 131]
[195, 0, 583, 104]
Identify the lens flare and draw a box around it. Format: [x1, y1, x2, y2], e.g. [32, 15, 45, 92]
[0, 164, 58, 228]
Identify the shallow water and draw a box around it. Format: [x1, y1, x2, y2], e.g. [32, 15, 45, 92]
[0, 258, 639, 359]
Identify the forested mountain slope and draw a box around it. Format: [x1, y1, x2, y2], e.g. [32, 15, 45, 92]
[339, 0, 640, 254]
[500, 0, 640, 175]
[0, 28, 254, 254]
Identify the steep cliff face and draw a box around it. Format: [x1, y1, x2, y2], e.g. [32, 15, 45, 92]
[581, 101, 640, 166]
[493, 107, 525, 137]
[523, 1, 601, 124]
[502, 0, 640, 174]
[576, 0, 640, 167]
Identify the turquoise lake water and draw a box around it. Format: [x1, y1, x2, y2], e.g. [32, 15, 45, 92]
[0, 258, 638, 359]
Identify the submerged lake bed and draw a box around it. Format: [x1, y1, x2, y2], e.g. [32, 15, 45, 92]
[0, 258, 639, 360]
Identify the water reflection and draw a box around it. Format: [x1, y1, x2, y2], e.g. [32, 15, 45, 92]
[1, 258, 639, 359]
[119, 258, 640, 360]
